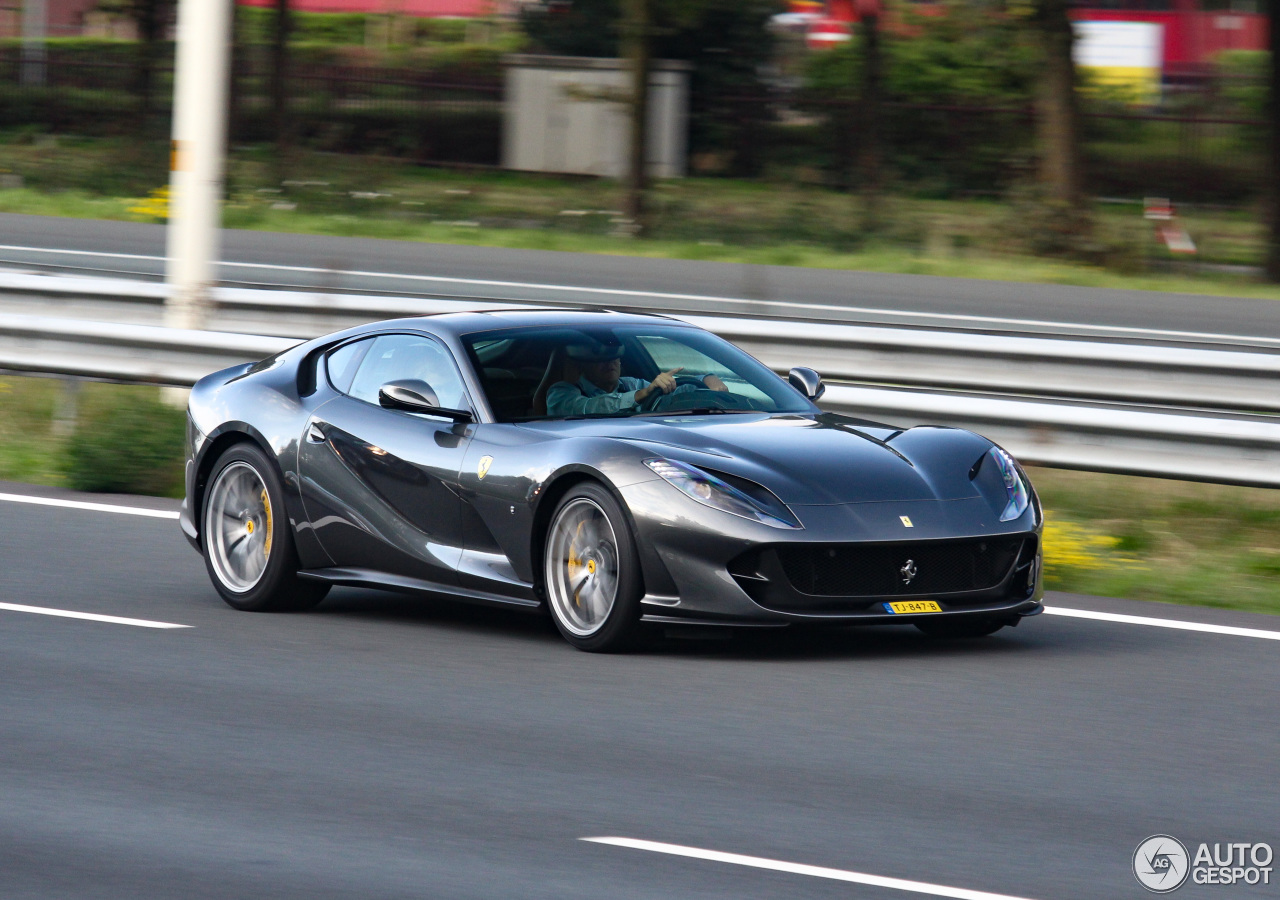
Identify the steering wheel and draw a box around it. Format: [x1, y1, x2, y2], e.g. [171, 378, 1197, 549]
[641, 386, 755, 413]
[636, 374, 720, 411]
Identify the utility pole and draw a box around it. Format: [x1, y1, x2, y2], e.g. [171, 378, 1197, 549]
[20, 0, 47, 87]
[165, 0, 233, 332]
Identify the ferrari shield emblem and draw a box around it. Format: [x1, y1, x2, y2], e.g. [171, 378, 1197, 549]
[477, 455, 493, 480]
[899, 515, 913, 527]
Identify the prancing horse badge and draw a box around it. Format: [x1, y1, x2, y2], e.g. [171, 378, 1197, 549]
[477, 455, 493, 480]
[900, 559, 918, 585]
[899, 515, 913, 527]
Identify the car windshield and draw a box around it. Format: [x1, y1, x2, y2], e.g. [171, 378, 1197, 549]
[461, 323, 817, 423]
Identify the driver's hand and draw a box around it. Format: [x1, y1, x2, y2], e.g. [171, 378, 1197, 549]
[702, 374, 728, 392]
[637, 367, 683, 402]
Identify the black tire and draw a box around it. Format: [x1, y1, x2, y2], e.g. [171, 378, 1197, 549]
[201, 442, 329, 612]
[542, 482, 644, 652]
[914, 616, 1006, 639]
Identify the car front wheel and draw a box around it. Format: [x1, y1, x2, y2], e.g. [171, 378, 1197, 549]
[543, 482, 643, 652]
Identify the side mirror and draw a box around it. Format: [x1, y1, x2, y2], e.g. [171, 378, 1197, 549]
[378, 379, 473, 422]
[788, 367, 825, 401]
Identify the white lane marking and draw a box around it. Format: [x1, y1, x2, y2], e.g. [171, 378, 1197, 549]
[1044, 606, 1280, 641]
[582, 837, 1038, 900]
[0, 492, 180, 519]
[0, 244, 1273, 347]
[0, 602, 190, 629]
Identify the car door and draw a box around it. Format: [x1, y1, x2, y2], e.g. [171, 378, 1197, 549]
[297, 332, 475, 586]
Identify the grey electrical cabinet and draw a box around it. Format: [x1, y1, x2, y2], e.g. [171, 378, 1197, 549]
[503, 54, 690, 178]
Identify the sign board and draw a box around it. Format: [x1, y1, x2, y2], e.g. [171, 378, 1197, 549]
[1073, 21, 1163, 104]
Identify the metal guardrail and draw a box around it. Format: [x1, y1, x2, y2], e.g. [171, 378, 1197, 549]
[2, 276, 1280, 487]
[6, 271, 1280, 415]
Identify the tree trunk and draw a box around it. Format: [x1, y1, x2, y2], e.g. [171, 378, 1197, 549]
[860, 11, 882, 232]
[1034, 0, 1083, 209]
[271, 0, 292, 159]
[1266, 0, 1280, 280]
[137, 0, 161, 124]
[621, 0, 650, 233]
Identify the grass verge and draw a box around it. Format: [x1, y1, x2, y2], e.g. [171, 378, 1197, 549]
[2, 373, 1277, 615]
[0, 374, 184, 497]
[1030, 466, 1280, 616]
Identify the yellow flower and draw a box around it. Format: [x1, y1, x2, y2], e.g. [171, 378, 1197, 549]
[1042, 514, 1142, 578]
[128, 186, 170, 221]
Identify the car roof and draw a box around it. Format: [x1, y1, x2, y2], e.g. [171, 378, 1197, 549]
[349, 308, 693, 340]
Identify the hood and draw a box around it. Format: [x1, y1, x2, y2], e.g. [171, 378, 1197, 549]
[530, 412, 997, 505]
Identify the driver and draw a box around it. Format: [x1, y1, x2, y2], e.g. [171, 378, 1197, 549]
[545, 339, 727, 417]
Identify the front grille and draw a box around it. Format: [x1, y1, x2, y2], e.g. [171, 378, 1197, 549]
[776, 537, 1026, 597]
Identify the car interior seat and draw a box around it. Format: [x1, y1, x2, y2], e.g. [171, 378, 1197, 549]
[530, 347, 580, 417]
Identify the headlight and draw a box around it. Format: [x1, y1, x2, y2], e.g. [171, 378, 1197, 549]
[645, 459, 800, 529]
[986, 446, 1030, 522]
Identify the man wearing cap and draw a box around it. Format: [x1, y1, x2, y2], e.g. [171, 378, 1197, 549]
[546, 339, 727, 417]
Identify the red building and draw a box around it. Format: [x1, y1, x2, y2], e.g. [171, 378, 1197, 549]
[790, 0, 1267, 78]
[1071, 1, 1266, 78]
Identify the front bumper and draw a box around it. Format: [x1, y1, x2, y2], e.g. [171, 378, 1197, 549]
[620, 481, 1044, 627]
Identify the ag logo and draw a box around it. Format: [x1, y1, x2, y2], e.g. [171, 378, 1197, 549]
[1134, 835, 1190, 893]
[477, 455, 493, 480]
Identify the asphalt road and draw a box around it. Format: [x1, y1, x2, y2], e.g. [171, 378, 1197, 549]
[4, 212, 1280, 344]
[1, 482, 1277, 900]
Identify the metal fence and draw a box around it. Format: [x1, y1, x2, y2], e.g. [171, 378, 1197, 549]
[0, 44, 1266, 200]
[705, 94, 1263, 202]
[0, 47, 503, 165]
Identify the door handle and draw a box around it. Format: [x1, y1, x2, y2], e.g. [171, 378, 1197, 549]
[306, 422, 327, 443]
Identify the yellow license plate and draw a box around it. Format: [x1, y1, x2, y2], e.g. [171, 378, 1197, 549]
[884, 600, 942, 615]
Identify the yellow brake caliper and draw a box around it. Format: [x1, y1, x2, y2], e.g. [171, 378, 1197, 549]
[567, 521, 585, 607]
[261, 489, 273, 558]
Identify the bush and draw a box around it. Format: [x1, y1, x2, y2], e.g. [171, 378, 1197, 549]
[797, 2, 1038, 195]
[63, 390, 185, 496]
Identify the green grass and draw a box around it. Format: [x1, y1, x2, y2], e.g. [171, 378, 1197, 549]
[1030, 466, 1280, 616]
[0, 375, 184, 497]
[2, 374, 1279, 615]
[3, 135, 1280, 301]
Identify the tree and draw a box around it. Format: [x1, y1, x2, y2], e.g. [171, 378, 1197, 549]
[1267, 0, 1280, 280]
[620, 0, 650, 229]
[521, 0, 780, 224]
[97, 0, 176, 124]
[858, 1, 883, 231]
[1031, 0, 1085, 215]
[271, 0, 292, 160]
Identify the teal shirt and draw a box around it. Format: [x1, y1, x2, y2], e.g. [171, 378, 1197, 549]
[546, 375, 696, 417]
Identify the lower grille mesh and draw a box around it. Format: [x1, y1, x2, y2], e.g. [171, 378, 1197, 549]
[777, 537, 1026, 597]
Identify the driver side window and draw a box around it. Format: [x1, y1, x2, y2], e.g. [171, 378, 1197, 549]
[347, 334, 470, 411]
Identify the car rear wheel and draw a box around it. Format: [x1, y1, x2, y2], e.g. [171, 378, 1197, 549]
[914, 616, 1006, 638]
[202, 443, 328, 612]
[543, 483, 643, 652]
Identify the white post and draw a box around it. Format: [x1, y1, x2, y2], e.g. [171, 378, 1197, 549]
[165, 0, 232, 333]
[20, 0, 47, 87]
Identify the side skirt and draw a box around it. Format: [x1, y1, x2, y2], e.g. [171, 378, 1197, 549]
[298, 567, 542, 611]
